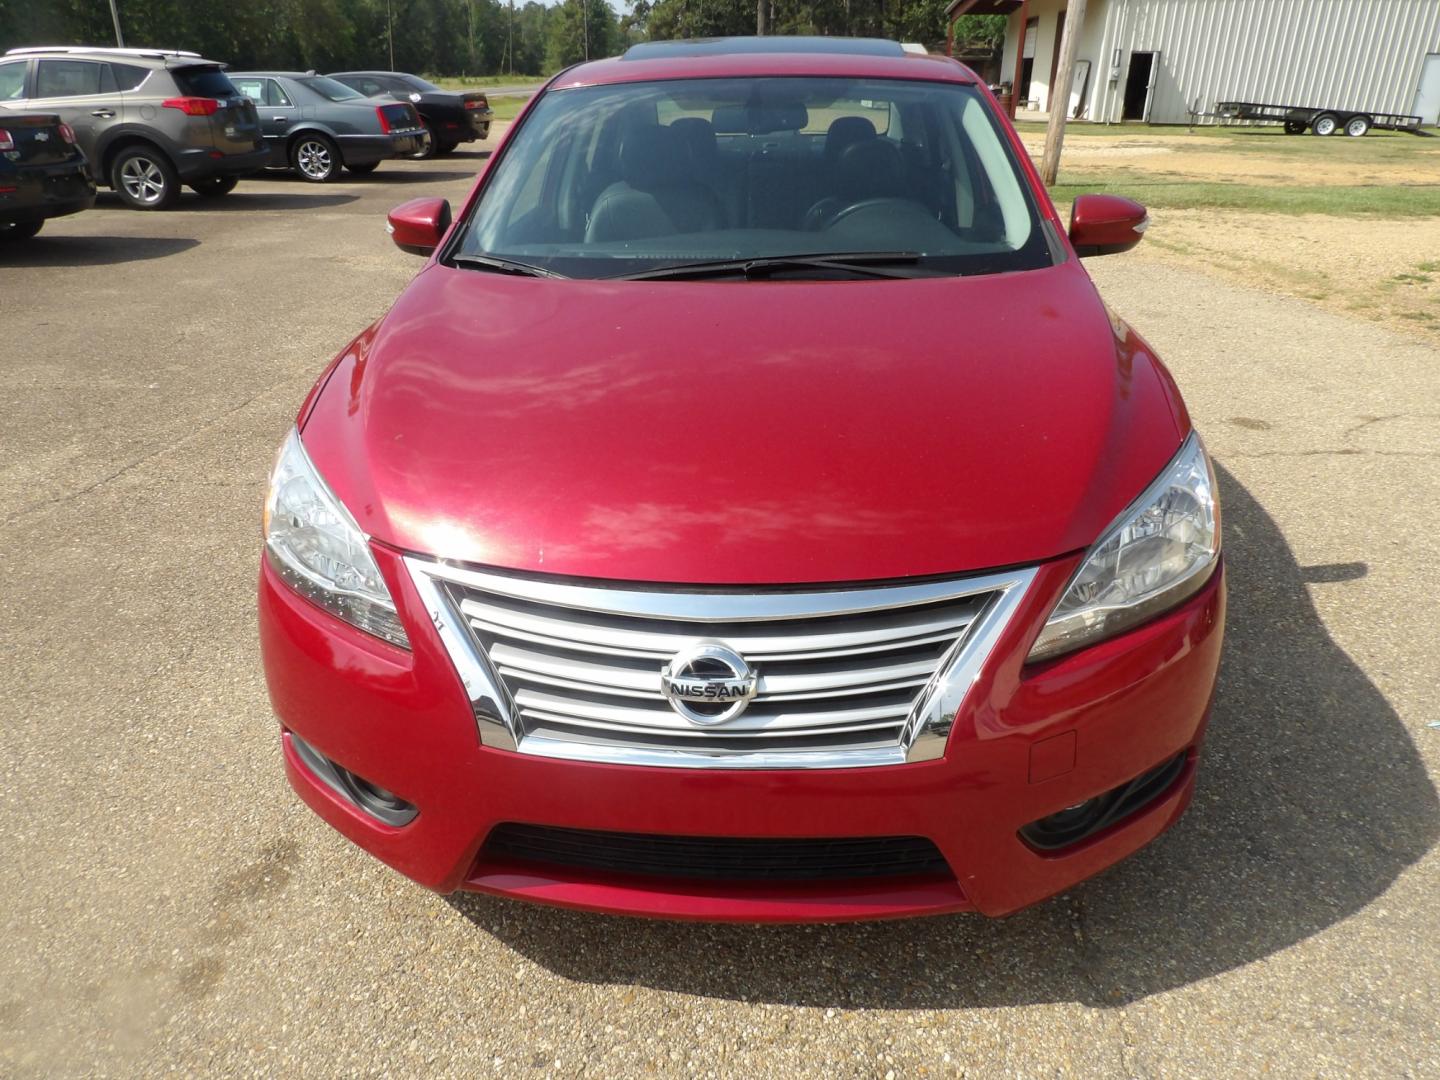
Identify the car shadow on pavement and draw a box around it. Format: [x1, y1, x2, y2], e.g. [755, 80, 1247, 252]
[447, 464, 1439, 1008]
[354, 170, 479, 184]
[0, 235, 199, 266]
[87, 191, 359, 212]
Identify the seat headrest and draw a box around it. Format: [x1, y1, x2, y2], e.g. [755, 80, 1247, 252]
[825, 116, 877, 161]
[669, 116, 718, 168]
[836, 137, 908, 201]
[619, 126, 690, 190]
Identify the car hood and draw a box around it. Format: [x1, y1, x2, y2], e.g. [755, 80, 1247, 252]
[301, 261, 1187, 585]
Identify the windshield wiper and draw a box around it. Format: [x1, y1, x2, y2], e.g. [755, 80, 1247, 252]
[616, 252, 928, 282]
[450, 253, 567, 279]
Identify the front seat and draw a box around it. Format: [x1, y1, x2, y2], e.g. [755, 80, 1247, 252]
[586, 126, 725, 243]
[824, 115, 877, 164]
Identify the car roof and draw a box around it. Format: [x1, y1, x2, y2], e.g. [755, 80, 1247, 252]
[230, 71, 320, 80]
[3, 46, 216, 67]
[552, 37, 974, 90]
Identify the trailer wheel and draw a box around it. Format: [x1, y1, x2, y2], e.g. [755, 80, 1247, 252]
[1344, 115, 1371, 137]
[1284, 119, 1307, 134]
[1311, 113, 1338, 136]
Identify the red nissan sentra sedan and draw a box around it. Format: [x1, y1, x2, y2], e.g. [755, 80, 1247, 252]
[259, 38, 1224, 921]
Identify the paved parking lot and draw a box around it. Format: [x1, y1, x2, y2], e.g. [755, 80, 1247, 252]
[2, 144, 1438, 1077]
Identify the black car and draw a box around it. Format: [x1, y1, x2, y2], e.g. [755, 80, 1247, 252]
[0, 112, 95, 239]
[328, 71, 492, 158]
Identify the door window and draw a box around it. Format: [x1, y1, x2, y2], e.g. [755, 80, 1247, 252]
[36, 59, 114, 97]
[109, 63, 149, 91]
[264, 79, 293, 107]
[0, 60, 26, 101]
[232, 77, 266, 102]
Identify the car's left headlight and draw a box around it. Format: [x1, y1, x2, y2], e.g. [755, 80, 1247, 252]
[263, 428, 410, 649]
[1028, 433, 1219, 661]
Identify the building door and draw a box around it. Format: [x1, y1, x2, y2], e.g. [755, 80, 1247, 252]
[1122, 51, 1158, 121]
[1018, 17, 1039, 107]
[1414, 54, 1440, 126]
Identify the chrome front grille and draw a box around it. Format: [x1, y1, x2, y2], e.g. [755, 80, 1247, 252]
[405, 559, 1037, 769]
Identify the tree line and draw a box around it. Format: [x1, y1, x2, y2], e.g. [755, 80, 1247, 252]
[0, 0, 1004, 78]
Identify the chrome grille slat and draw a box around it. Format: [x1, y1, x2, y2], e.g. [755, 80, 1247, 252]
[519, 707, 905, 740]
[476, 616, 969, 663]
[513, 687, 914, 733]
[405, 557, 1039, 769]
[490, 640, 941, 700]
[460, 597, 981, 660]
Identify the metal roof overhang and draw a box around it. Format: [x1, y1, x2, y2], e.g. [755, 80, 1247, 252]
[944, 0, 1023, 17]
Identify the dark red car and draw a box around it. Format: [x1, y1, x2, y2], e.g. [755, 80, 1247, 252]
[259, 38, 1224, 921]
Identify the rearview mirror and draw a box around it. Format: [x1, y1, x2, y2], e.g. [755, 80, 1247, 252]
[1069, 194, 1149, 258]
[387, 197, 451, 256]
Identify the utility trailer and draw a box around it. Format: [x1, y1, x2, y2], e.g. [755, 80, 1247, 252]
[1215, 100, 1425, 137]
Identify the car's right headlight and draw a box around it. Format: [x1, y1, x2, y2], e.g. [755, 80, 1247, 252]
[263, 428, 410, 649]
[1028, 433, 1219, 661]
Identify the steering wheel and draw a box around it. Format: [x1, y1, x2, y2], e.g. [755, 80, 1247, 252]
[823, 197, 922, 229]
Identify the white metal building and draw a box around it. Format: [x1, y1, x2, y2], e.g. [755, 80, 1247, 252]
[946, 0, 1440, 126]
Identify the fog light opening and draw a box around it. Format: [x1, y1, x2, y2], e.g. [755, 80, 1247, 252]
[288, 731, 418, 827]
[1019, 751, 1188, 852]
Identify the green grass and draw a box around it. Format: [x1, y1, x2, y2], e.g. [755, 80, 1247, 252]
[1049, 176, 1440, 217]
[425, 74, 547, 91]
[487, 97, 528, 122]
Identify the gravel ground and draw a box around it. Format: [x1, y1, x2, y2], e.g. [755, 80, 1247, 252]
[1, 145, 1437, 1078]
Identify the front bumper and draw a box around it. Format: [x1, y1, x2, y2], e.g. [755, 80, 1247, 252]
[0, 162, 96, 224]
[260, 546, 1225, 921]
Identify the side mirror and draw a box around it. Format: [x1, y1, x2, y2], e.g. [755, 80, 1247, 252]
[1069, 194, 1149, 258]
[386, 197, 451, 256]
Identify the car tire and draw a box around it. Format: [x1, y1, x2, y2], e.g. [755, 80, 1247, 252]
[0, 219, 43, 240]
[1311, 112, 1338, 136]
[412, 121, 438, 160]
[290, 134, 342, 182]
[110, 145, 181, 210]
[1283, 119, 1306, 135]
[479, 123, 490, 140]
[1344, 115, 1371, 137]
[189, 175, 238, 197]
[347, 161, 380, 175]
[435, 141, 458, 157]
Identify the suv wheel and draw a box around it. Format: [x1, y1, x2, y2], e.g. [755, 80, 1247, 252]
[291, 135, 341, 182]
[111, 146, 180, 210]
[0, 219, 43, 241]
[190, 175, 238, 198]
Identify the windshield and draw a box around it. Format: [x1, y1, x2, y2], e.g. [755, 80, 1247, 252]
[297, 76, 365, 102]
[454, 76, 1052, 280]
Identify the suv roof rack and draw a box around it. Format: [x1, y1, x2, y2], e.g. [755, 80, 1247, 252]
[4, 46, 203, 59]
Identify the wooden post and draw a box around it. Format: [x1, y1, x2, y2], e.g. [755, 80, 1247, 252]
[757, 0, 767, 35]
[1010, 0, 1029, 120]
[1040, 0, 1088, 186]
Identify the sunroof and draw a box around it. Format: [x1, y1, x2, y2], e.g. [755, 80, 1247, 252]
[622, 37, 906, 61]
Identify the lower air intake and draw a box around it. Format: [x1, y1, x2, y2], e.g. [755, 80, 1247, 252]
[481, 824, 952, 882]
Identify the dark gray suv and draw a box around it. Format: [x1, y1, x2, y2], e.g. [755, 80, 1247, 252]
[0, 46, 268, 210]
